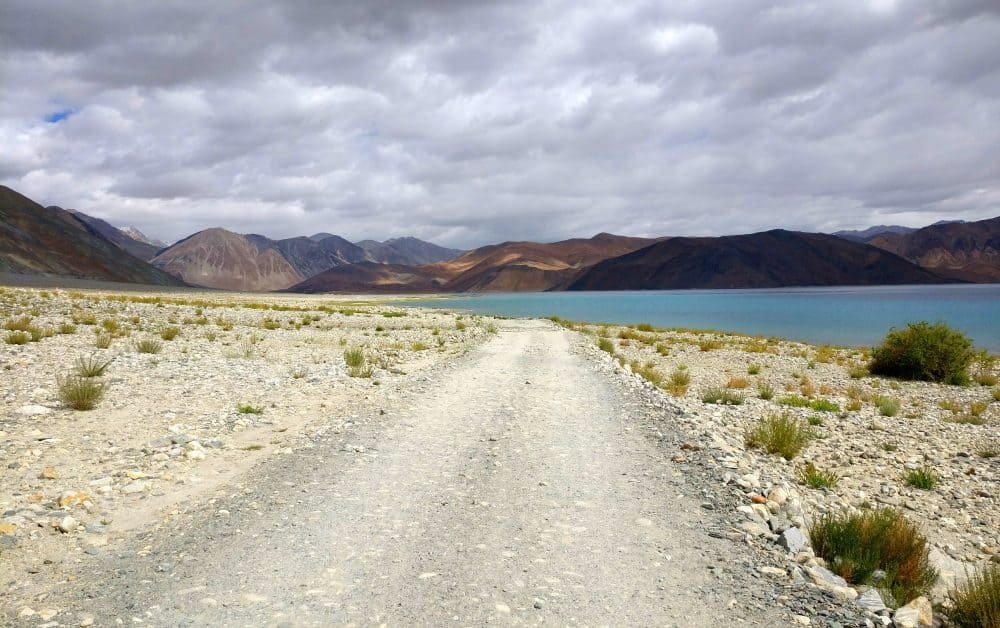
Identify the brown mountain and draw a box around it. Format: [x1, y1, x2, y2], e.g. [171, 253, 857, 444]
[866, 216, 1000, 282]
[151, 228, 301, 291]
[568, 230, 946, 290]
[426, 233, 660, 292]
[0, 186, 183, 285]
[64, 208, 162, 261]
[288, 262, 444, 293]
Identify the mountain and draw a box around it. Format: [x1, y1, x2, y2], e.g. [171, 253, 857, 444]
[567, 230, 946, 290]
[428, 233, 661, 292]
[0, 186, 183, 285]
[866, 216, 1000, 282]
[833, 225, 916, 242]
[120, 226, 167, 248]
[151, 228, 301, 291]
[261, 234, 366, 278]
[288, 262, 444, 293]
[63, 209, 162, 261]
[356, 237, 464, 265]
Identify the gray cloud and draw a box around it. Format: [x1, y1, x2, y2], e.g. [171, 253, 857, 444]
[1, 0, 998, 248]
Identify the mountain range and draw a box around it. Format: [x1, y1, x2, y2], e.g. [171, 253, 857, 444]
[1, 184, 997, 292]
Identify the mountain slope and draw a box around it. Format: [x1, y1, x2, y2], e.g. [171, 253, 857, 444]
[429, 233, 660, 292]
[121, 226, 168, 249]
[568, 230, 946, 290]
[288, 262, 444, 293]
[0, 186, 183, 285]
[833, 225, 915, 242]
[151, 228, 301, 291]
[64, 209, 162, 261]
[253, 234, 366, 280]
[866, 216, 1000, 282]
[356, 237, 464, 266]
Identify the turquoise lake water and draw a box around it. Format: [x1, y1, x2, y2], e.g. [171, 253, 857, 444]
[406, 285, 1000, 351]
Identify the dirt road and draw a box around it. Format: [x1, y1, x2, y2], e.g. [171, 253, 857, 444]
[7, 322, 779, 626]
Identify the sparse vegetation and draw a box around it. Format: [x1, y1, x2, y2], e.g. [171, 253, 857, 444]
[701, 386, 744, 405]
[744, 413, 812, 460]
[905, 466, 939, 490]
[75, 354, 113, 377]
[57, 375, 105, 411]
[135, 338, 163, 354]
[874, 395, 901, 417]
[598, 338, 614, 353]
[159, 326, 181, 340]
[808, 508, 937, 606]
[236, 403, 264, 414]
[798, 462, 839, 489]
[5, 330, 30, 345]
[778, 395, 839, 412]
[757, 381, 775, 400]
[726, 376, 750, 389]
[869, 321, 974, 385]
[94, 334, 112, 349]
[948, 562, 1000, 628]
[344, 348, 373, 377]
[747, 363, 761, 375]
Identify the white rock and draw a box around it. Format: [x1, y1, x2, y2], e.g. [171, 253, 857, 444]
[18, 404, 52, 416]
[57, 516, 78, 533]
[893, 596, 933, 627]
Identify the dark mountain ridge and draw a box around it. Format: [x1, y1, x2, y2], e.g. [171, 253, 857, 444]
[568, 230, 947, 290]
[0, 186, 183, 286]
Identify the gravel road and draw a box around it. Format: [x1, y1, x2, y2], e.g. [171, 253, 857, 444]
[9, 322, 783, 626]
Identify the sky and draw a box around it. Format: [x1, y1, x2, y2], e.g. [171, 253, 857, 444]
[1, 1, 999, 248]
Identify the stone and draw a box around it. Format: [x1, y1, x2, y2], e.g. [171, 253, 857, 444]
[739, 521, 771, 537]
[855, 588, 886, 613]
[146, 437, 172, 448]
[751, 494, 768, 504]
[807, 565, 857, 599]
[769, 515, 794, 533]
[779, 527, 808, 554]
[80, 617, 95, 627]
[186, 449, 206, 460]
[18, 404, 52, 416]
[39, 466, 59, 480]
[57, 516, 78, 533]
[792, 616, 811, 626]
[59, 491, 91, 508]
[893, 597, 933, 627]
[38, 608, 58, 620]
[0, 522, 16, 535]
[759, 566, 786, 577]
[768, 486, 789, 505]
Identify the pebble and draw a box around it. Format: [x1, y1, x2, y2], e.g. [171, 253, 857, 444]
[57, 516, 79, 533]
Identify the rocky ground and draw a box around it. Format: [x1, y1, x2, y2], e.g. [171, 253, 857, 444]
[571, 319, 998, 626]
[0, 287, 492, 619]
[0, 286, 996, 627]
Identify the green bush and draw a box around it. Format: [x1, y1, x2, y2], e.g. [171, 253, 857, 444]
[701, 386, 744, 405]
[57, 375, 105, 411]
[135, 338, 163, 354]
[799, 462, 839, 489]
[905, 466, 939, 490]
[949, 562, 1000, 628]
[75, 354, 113, 377]
[5, 330, 30, 345]
[809, 508, 938, 606]
[869, 321, 974, 385]
[744, 413, 811, 460]
[597, 338, 614, 354]
[874, 395, 901, 417]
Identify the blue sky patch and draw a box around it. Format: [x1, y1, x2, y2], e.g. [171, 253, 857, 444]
[44, 108, 76, 124]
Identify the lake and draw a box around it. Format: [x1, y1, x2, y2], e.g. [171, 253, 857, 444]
[405, 284, 1000, 351]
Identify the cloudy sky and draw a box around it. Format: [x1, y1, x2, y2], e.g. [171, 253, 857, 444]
[2, 1, 998, 248]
